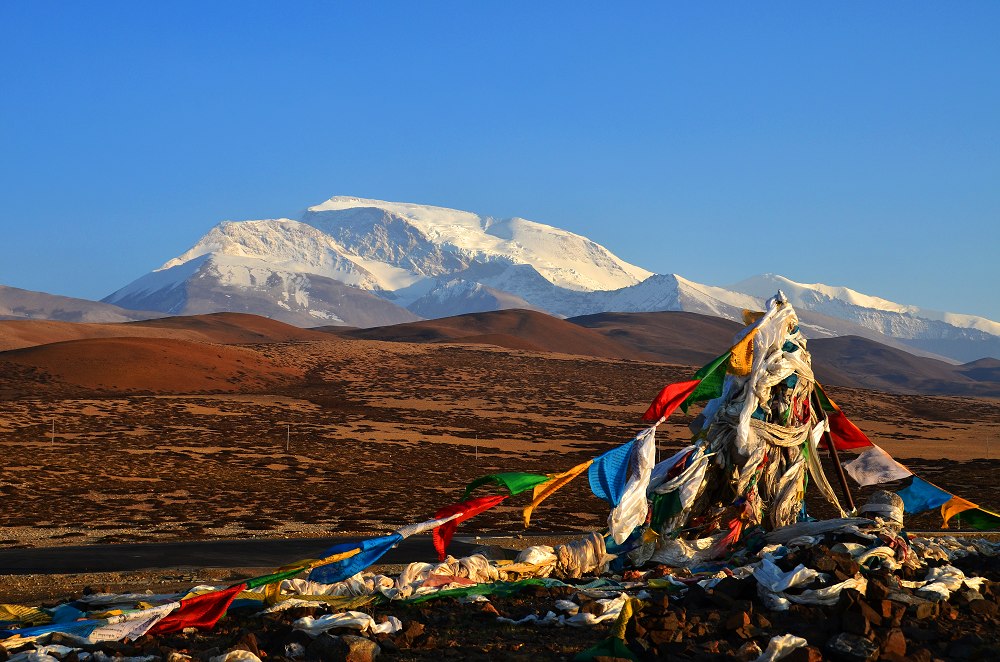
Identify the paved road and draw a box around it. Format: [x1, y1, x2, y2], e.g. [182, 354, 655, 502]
[0, 535, 490, 575]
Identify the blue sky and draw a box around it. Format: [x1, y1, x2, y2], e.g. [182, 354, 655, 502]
[2, 2, 998, 319]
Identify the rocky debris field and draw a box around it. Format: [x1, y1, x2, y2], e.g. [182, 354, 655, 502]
[3, 532, 1000, 662]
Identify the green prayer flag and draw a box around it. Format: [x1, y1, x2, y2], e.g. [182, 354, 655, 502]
[814, 383, 835, 412]
[463, 472, 550, 499]
[650, 491, 683, 531]
[406, 578, 562, 604]
[574, 637, 638, 661]
[957, 508, 1000, 531]
[680, 352, 730, 414]
[242, 565, 308, 590]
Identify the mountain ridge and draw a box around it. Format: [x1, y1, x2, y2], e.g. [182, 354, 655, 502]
[25, 194, 995, 361]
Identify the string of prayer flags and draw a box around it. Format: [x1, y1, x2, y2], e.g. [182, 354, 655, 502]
[463, 472, 550, 500]
[432, 494, 508, 561]
[843, 444, 912, 486]
[523, 460, 593, 528]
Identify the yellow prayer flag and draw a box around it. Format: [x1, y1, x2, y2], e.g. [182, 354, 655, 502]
[610, 597, 637, 640]
[728, 326, 759, 377]
[522, 460, 593, 528]
[941, 495, 978, 528]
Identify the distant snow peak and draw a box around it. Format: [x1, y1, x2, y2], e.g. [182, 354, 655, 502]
[302, 196, 653, 292]
[102, 195, 1000, 360]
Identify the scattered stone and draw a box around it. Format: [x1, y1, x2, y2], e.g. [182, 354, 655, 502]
[341, 634, 381, 662]
[826, 631, 879, 661]
[841, 609, 870, 636]
[725, 610, 751, 629]
[911, 600, 937, 620]
[969, 599, 998, 616]
[784, 646, 824, 662]
[880, 628, 906, 658]
[736, 640, 763, 660]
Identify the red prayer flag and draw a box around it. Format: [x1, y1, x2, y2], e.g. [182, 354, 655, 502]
[641, 379, 702, 423]
[148, 584, 245, 634]
[815, 384, 874, 451]
[823, 410, 874, 450]
[432, 495, 508, 561]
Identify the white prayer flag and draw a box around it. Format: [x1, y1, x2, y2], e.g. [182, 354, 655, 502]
[843, 444, 912, 487]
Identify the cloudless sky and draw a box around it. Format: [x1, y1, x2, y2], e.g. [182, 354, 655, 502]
[2, 2, 998, 319]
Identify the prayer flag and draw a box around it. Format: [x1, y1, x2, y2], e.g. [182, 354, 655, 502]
[680, 352, 730, 413]
[941, 495, 977, 529]
[243, 565, 312, 591]
[843, 444, 912, 486]
[607, 426, 657, 544]
[463, 472, 550, 499]
[148, 584, 245, 635]
[394, 513, 463, 539]
[728, 326, 759, 376]
[948, 506, 1000, 531]
[897, 477, 952, 514]
[432, 495, 508, 561]
[588, 440, 635, 506]
[308, 534, 403, 584]
[523, 460, 593, 528]
[957, 507, 1000, 531]
[649, 490, 682, 531]
[89, 602, 180, 642]
[641, 380, 701, 423]
[815, 385, 873, 450]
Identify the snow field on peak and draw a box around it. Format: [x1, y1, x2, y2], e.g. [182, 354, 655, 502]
[306, 196, 653, 292]
[731, 274, 1000, 337]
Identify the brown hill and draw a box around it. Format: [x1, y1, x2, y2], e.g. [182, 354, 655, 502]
[571, 311, 1000, 397]
[0, 283, 162, 323]
[0, 312, 330, 351]
[326, 309, 651, 360]
[0, 337, 301, 393]
[809, 336, 1000, 397]
[569, 311, 743, 366]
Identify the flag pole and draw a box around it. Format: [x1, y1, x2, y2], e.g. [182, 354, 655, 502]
[812, 392, 856, 513]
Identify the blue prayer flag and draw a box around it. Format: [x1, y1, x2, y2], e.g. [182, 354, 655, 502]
[0, 618, 101, 640]
[897, 477, 952, 514]
[588, 439, 634, 507]
[308, 533, 403, 584]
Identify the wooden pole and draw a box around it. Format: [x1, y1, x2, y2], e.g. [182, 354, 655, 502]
[812, 392, 856, 513]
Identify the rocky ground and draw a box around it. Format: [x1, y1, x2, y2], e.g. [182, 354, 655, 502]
[3, 535, 999, 661]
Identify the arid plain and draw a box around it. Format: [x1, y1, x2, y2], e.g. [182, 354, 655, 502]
[1, 311, 998, 554]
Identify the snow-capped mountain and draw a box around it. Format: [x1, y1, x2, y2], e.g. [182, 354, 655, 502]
[104, 196, 653, 328]
[301, 197, 653, 292]
[728, 274, 1000, 362]
[102, 195, 1000, 361]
